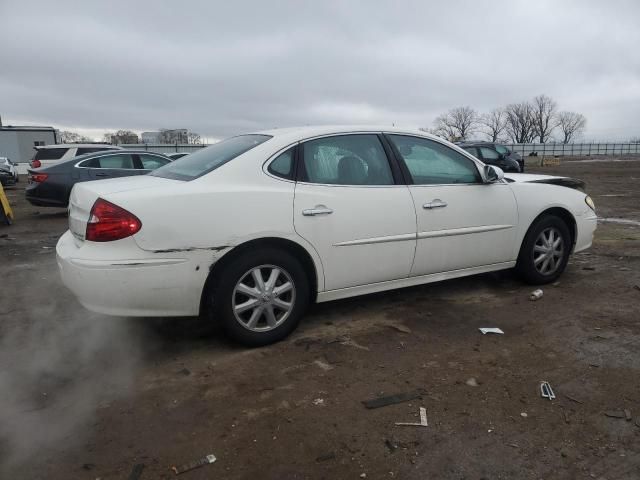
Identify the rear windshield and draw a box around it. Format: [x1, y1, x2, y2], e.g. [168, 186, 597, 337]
[151, 135, 272, 181]
[34, 147, 69, 160]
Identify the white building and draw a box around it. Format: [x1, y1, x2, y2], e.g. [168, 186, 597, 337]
[141, 131, 160, 143]
[0, 124, 58, 164]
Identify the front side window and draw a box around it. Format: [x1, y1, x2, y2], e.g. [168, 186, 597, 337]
[479, 147, 500, 160]
[151, 134, 271, 181]
[462, 147, 479, 158]
[138, 154, 170, 170]
[301, 134, 394, 185]
[97, 154, 135, 169]
[387, 135, 481, 185]
[494, 145, 510, 155]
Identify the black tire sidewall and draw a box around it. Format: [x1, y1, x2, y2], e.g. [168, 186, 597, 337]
[517, 215, 571, 285]
[210, 248, 310, 346]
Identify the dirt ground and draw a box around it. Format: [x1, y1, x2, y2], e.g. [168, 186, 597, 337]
[1, 158, 639, 480]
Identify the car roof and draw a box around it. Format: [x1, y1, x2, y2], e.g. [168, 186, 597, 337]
[456, 141, 503, 146]
[35, 143, 121, 150]
[253, 125, 438, 144]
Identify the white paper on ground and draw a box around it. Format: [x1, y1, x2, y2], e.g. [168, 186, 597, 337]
[479, 327, 504, 335]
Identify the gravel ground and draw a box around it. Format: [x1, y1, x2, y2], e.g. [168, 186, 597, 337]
[1, 158, 639, 479]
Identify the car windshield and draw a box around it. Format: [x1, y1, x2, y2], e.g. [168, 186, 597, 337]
[494, 145, 510, 154]
[151, 135, 272, 181]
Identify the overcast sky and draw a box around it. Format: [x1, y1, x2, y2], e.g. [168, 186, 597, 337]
[1, 0, 639, 141]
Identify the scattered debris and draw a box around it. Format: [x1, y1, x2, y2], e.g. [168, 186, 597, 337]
[625, 409, 632, 421]
[387, 324, 412, 334]
[127, 463, 145, 480]
[82, 463, 96, 470]
[582, 266, 596, 271]
[540, 381, 555, 400]
[178, 368, 191, 376]
[465, 378, 479, 387]
[563, 411, 571, 424]
[604, 410, 626, 419]
[479, 327, 504, 335]
[360, 473, 367, 478]
[336, 335, 370, 351]
[636, 417, 640, 428]
[395, 407, 428, 427]
[385, 439, 399, 452]
[313, 398, 325, 406]
[313, 359, 333, 371]
[520, 412, 528, 418]
[634, 285, 640, 292]
[171, 454, 216, 475]
[565, 394, 583, 404]
[529, 289, 544, 301]
[362, 390, 424, 409]
[315, 452, 336, 462]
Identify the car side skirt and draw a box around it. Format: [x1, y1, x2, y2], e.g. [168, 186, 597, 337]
[316, 261, 516, 303]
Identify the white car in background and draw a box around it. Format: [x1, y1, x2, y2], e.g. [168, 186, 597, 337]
[0, 157, 19, 183]
[57, 126, 597, 346]
[30, 144, 122, 169]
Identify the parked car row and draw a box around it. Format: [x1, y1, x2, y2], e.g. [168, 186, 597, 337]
[26, 150, 175, 207]
[56, 126, 597, 346]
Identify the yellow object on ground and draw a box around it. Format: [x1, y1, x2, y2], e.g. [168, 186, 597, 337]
[0, 183, 14, 225]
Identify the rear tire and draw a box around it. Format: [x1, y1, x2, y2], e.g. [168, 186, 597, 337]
[208, 248, 310, 346]
[516, 215, 571, 285]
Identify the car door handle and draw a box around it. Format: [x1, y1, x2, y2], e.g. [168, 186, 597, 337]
[302, 205, 333, 216]
[94, 172, 109, 177]
[423, 199, 447, 209]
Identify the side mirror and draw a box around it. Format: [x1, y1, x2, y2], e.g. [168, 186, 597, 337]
[484, 164, 504, 183]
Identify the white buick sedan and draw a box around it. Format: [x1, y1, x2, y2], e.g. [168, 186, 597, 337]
[57, 126, 597, 345]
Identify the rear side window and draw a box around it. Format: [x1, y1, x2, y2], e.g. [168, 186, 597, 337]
[267, 148, 295, 179]
[34, 148, 68, 160]
[76, 147, 112, 156]
[151, 134, 271, 181]
[97, 154, 135, 169]
[138, 154, 170, 170]
[388, 135, 481, 185]
[301, 135, 394, 185]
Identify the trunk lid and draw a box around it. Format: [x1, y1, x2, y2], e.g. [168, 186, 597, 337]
[68, 176, 180, 243]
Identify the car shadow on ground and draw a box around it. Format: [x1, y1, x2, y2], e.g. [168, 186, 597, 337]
[138, 269, 522, 357]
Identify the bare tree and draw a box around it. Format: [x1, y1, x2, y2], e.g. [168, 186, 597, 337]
[59, 130, 93, 143]
[504, 102, 536, 143]
[557, 112, 586, 144]
[187, 132, 202, 144]
[480, 108, 506, 142]
[433, 106, 478, 141]
[103, 130, 139, 145]
[531, 94, 558, 143]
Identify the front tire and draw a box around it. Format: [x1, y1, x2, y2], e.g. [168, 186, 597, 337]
[516, 215, 571, 285]
[209, 248, 310, 346]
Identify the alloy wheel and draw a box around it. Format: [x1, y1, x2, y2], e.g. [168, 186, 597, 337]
[232, 265, 296, 332]
[533, 227, 564, 275]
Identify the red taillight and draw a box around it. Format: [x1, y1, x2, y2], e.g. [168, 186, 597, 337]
[85, 199, 142, 242]
[31, 160, 42, 168]
[29, 173, 48, 183]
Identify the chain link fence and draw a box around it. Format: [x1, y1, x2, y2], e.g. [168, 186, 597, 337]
[506, 143, 640, 157]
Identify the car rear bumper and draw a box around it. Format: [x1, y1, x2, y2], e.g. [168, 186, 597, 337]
[56, 230, 208, 317]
